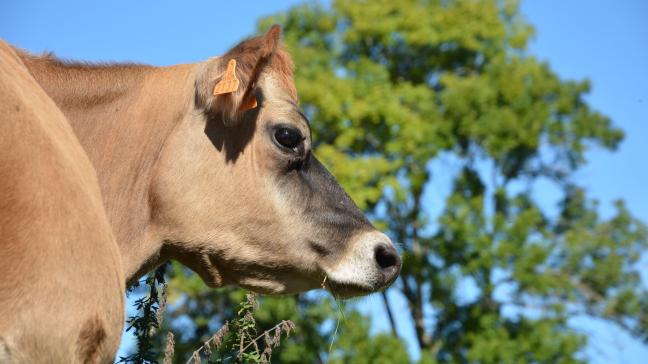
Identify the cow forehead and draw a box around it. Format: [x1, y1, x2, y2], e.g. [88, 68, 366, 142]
[257, 73, 307, 124]
[260, 72, 296, 102]
[266, 48, 298, 101]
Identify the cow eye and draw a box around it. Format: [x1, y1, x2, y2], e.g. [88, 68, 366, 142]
[274, 127, 303, 151]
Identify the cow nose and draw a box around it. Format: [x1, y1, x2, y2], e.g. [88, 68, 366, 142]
[374, 244, 401, 283]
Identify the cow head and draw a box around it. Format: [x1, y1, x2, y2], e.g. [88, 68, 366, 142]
[152, 26, 400, 298]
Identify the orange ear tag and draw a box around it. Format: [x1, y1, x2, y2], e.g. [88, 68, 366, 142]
[212, 59, 240, 95]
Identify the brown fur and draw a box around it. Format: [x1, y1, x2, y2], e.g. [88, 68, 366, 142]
[76, 316, 108, 364]
[0, 40, 124, 363]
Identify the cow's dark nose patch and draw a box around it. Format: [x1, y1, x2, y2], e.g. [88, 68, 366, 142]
[374, 244, 399, 270]
[374, 244, 401, 285]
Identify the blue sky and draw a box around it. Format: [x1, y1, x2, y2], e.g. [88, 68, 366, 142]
[2, 0, 646, 362]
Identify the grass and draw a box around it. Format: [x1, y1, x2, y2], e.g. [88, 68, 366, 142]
[120, 267, 297, 364]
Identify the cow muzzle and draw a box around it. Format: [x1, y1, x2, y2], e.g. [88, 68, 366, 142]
[323, 231, 401, 298]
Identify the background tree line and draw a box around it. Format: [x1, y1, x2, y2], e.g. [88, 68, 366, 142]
[130, 0, 648, 362]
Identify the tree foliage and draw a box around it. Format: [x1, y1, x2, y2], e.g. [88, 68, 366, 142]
[145, 0, 648, 362]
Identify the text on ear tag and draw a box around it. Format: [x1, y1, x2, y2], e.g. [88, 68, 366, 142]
[212, 59, 240, 95]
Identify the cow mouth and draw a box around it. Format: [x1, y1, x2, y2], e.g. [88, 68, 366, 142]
[320, 272, 389, 299]
[324, 281, 374, 299]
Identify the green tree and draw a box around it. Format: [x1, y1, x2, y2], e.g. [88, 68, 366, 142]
[150, 0, 648, 362]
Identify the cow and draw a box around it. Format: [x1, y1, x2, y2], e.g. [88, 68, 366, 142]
[4, 25, 401, 362]
[0, 40, 124, 363]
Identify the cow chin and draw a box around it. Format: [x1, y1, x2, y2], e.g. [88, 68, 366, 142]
[322, 268, 385, 299]
[324, 280, 375, 299]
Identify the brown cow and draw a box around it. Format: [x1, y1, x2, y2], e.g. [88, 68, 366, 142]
[8, 25, 401, 361]
[0, 41, 124, 363]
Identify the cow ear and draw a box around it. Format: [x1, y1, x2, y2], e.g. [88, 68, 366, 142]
[196, 25, 281, 125]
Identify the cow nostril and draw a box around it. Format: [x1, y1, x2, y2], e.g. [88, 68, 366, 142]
[374, 244, 399, 270]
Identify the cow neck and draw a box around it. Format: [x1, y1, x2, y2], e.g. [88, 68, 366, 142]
[21, 53, 198, 286]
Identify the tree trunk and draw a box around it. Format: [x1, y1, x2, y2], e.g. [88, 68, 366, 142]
[380, 291, 398, 337]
